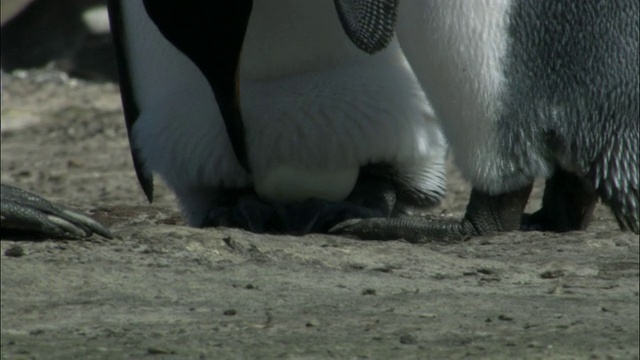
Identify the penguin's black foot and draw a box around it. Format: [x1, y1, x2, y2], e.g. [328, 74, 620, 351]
[207, 193, 386, 235]
[205, 166, 401, 235]
[206, 193, 277, 233]
[273, 198, 385, 235]
[331, 185, 533, 243]
[0, 184, 113, 240]
[520, 167, 598, 232]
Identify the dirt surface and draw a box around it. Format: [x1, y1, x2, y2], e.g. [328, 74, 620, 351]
[1, 69, 638, 359]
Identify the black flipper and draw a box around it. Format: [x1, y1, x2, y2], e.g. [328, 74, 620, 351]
[142, 0, 253, 173]
[333, 0, 399, 54]
[107, 0, 154, 202]
[1, 184, 113, 240]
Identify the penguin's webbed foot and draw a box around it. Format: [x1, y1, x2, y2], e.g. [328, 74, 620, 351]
[206, 193, 386, 235]
[520, 167, 598, 232]
[1, 184, 113, 240]
[331, 185, 533, 243]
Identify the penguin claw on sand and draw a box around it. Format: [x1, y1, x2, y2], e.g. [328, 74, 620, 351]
[1, 184, 113, 240]
[333, 0, 639, 241]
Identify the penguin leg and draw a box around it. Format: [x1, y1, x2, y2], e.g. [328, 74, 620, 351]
[521, 167, 598, 232]
[229, 193, 279, 234]
[330, 184, 533, 243]
[204, 189, 277, 234]
[0, 183, 113, 240]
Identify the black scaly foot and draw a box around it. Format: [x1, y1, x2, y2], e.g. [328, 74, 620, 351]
[521, 167, 598, 232]
[331, 185, 533, 243]
[1, 183, 113, 239]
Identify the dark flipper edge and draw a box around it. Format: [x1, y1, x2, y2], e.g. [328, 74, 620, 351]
[107, 0, 154, 202]
[333, 0, 399, 54]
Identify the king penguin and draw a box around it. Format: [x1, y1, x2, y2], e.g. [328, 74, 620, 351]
[107, 0, 448, 234]
[335, 0, 639, 241]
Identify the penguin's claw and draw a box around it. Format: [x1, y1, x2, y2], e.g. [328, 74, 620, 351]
[329, 216, 473, 243]
[0, 184, 113, 240]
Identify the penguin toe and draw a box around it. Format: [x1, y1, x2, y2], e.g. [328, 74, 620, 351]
[329, 215, 475, 243]
[0, 183, 113, 240]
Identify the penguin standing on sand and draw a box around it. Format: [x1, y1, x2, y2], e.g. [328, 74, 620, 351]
[336, 0, 639, 240]
[107, 0, 447, 234]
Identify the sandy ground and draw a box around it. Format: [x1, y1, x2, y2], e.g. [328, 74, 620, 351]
[1, 70, 638, 359]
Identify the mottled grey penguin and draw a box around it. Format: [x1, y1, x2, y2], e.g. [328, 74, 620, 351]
[335, 0, 639, 240]
[107, 0, 447, 234]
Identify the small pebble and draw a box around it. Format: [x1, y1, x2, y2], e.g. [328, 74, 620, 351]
[540, 270, 565, 279]
[477, 268, 494, 275]
[67, 159, 84, 168]
[361, 288, 376, 296]
[5, 245, 24, 257]
[306, 319, 320, 327]
[399, 334, 417, 345]
[147, 347, 175, 355]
